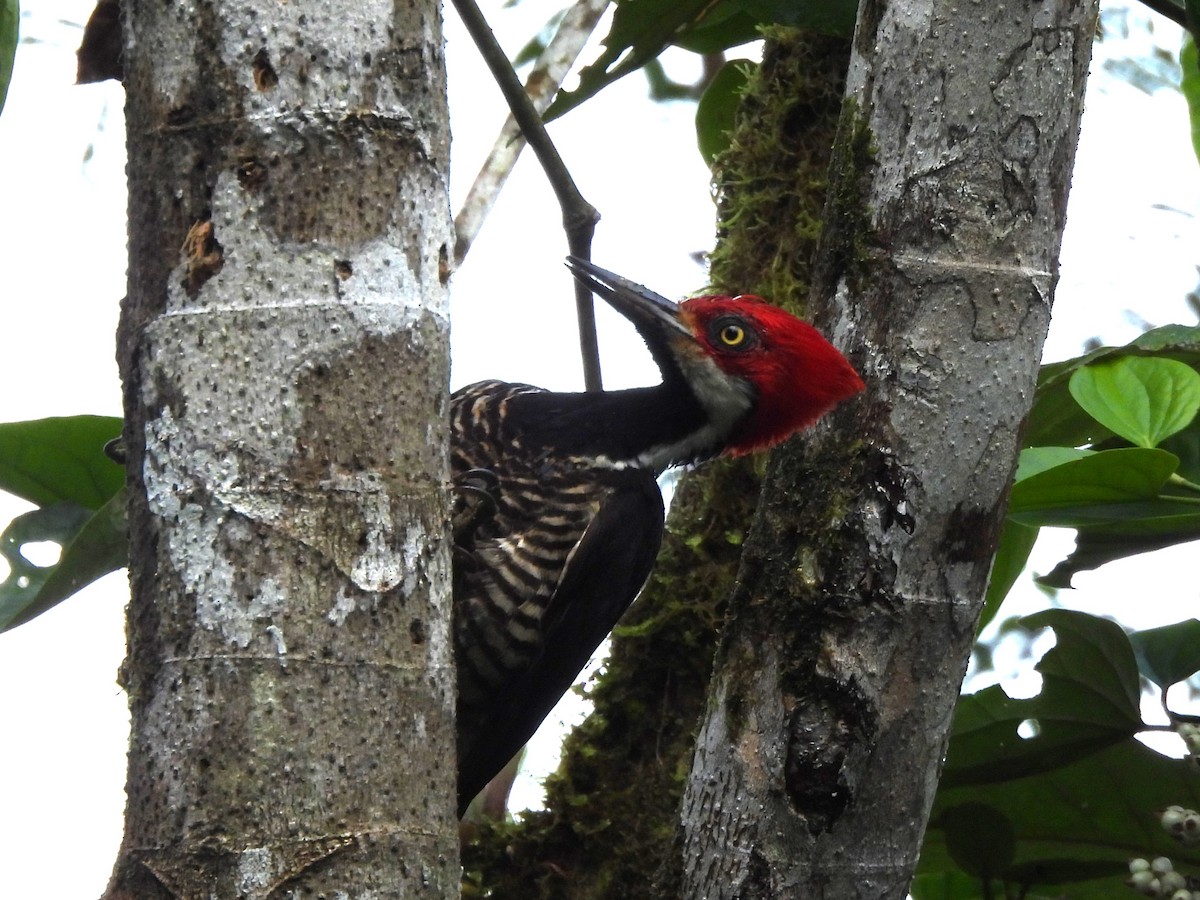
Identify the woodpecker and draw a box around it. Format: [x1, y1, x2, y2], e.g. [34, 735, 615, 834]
[451, 258, 863, 814]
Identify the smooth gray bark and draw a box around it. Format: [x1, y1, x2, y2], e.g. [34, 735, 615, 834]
[107, 0, 456, 895]
[678, 1, 1099, 897]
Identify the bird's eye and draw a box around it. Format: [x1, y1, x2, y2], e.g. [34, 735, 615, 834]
[720, 324, 745, 346]
[709, 316, 755, 351]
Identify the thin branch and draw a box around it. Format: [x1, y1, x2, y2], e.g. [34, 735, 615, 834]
[449, 0, 606, 391]
[454, 0, 608, 267]
[1136, 0, 1187, 28]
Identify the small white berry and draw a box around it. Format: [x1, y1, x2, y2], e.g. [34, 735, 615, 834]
[1163, 807, 1188, 831]
[1183, 811, 1200, 844]
[1162, 871, 1187, 892]
[1128, 869, 1158, 895]
[1179, 723, 1200, 755]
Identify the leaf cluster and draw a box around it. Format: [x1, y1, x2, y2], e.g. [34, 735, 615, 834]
[917, 329, 1200, 897]
[917, 611, 1200, 900]
[985, 326, 1200, 625]
[541, 0, 857, 123]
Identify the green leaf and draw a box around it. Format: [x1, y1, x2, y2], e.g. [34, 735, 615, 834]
[1026, 366, 1113, 450]
[1129, 619, 1200, 690]
[1014, 446, 1093, 481]
[922, 740, 1200, 898]
[0, 490, 128, 632]
[543, 0, 855, 121]
[978, 520, 1037, 633]
[1039, 519, 1200, 588]
[0, 503, 91, 627]
[1069, 356, 1200, 449]
[925, 609, 1200, 897]
[1124, 324, 1200, 354]
[1007, 447, 1181, 527]
[731, 0, 857, 34]
[0, 416, 124, 510]
[672, 7, 761, 54]
[940, 802, 1015, 880]
[0, 0, 15, 118]
[1161, 424, 1200, 484]
[1011, 445, 1200, 577]
[908, 869, 982, 900]
[1020, 498, 1200, 530]
[943, 610, 1142, 789]
[695, 59, 752, 166]
[1026, 326, 1200, 448]
[544, 0, 714, 121]
[1185, 37, 1200, 168]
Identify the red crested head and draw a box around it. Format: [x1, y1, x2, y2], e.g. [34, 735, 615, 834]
[565, 257, 863, 467]
[677, 294, 864, 455]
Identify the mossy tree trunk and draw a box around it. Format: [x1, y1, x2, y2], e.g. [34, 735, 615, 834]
[674, 1, 1098, 896]
[461, 30, 852, 900]
[107, 0, 457, 894]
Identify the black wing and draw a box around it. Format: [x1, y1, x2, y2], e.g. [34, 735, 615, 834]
[456, 470, 664, 814]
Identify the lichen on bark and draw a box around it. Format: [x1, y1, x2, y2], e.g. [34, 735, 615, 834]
[111, 0, 457, 893]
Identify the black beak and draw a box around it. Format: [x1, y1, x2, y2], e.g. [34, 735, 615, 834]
[565, 257, 692, 343]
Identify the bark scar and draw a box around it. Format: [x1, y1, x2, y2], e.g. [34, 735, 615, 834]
[181, 220, 224, 297]
[134, 835, 356, 900]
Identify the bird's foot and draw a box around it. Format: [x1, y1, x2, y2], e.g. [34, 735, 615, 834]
[452, 468, 500, 546]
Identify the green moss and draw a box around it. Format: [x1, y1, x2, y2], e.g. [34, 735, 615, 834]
[819, 97, 877, 291]
[711, 436, 877, 746]
[707, 28, 857, 310]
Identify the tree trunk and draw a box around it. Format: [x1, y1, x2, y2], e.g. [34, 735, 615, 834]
[676, 1, 1099, 896]
[106, 0, 457, 895]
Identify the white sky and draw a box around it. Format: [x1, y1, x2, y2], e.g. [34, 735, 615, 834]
[0, 1, 1198, 896]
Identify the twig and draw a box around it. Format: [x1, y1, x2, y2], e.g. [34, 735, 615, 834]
[449, 0, 606, 391]
[1137, 0, 1186, 28]
[454, 0, 608, 267]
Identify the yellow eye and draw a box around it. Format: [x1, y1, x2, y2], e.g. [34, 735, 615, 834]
[719, 323, 746, 347]
[707, 315, 756, 351]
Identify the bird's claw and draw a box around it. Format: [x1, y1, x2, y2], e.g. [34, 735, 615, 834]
[452, 468, 501, 546]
